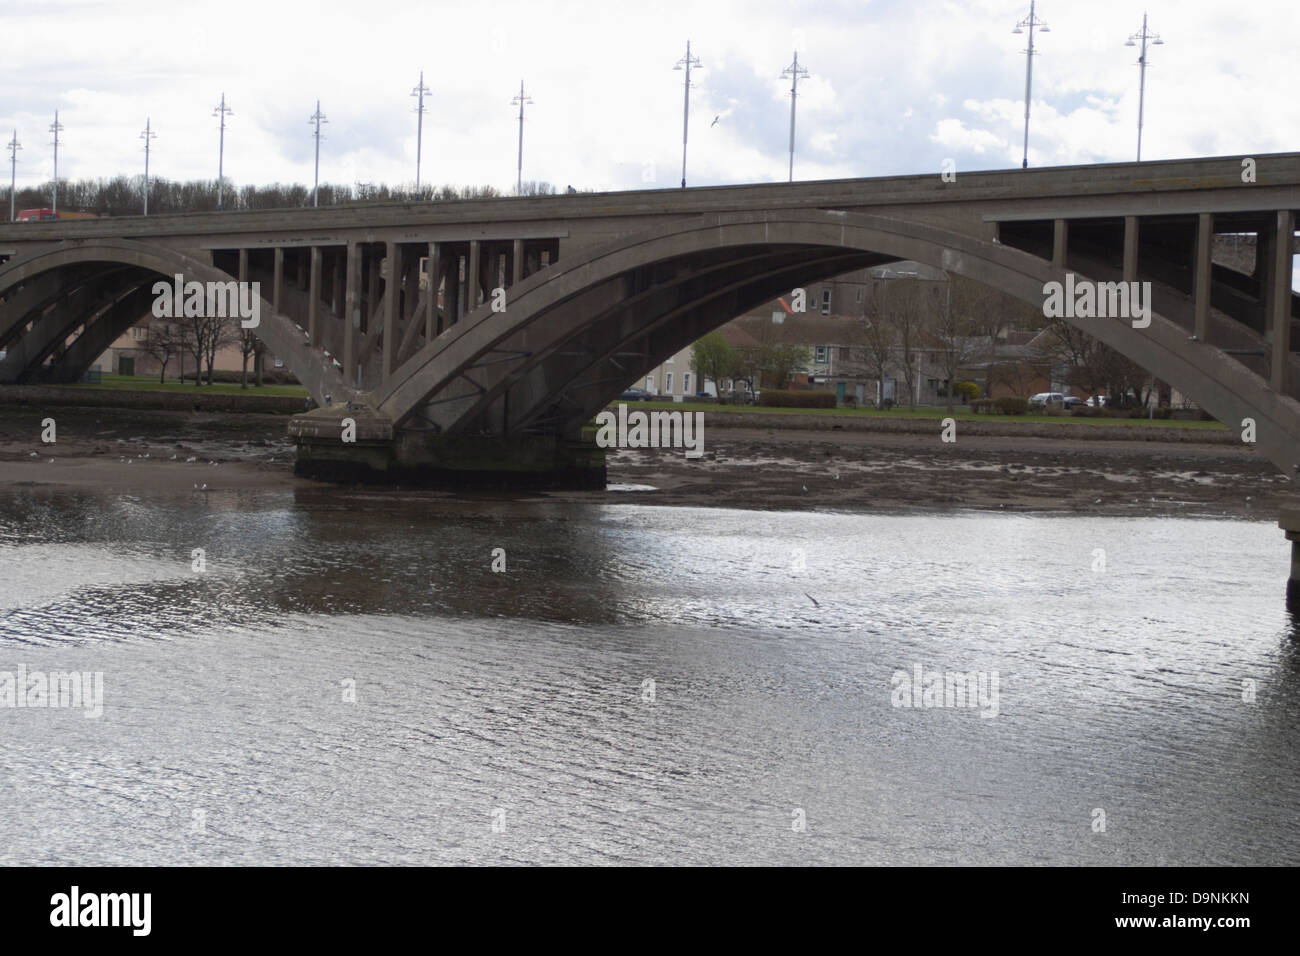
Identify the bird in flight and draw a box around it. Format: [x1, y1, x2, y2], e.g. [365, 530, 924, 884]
[710, 115, 720, 127]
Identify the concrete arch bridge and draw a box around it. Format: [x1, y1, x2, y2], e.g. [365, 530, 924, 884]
[1, 154, 1298, 500]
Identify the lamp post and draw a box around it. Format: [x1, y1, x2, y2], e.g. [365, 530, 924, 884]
[308, 100, 328, 207]
[674, 41, 701, 188]
[511, 80, 532, 195]
[781, 51, 809, 183]
[140, 118, 156, 216]
[49, 111, 64, 214]
[1012, 2, 1050, 169]
[411, 71, 430, 193]
[1126, 13, 1164, 162]
[7, 131, 20, 222]
[213, 93, 232, 210]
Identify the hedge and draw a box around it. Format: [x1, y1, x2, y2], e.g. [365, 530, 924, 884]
[993, 396, 1030, 415]
[758, 389, 837, 408]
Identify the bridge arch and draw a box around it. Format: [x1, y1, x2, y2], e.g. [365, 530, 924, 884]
[0, 239, 345, 401]
[370, 209, 1300, 475]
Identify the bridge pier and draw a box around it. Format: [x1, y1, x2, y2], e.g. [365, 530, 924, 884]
[1279, 507, 1300, 612]
[287, 405, 606, 489]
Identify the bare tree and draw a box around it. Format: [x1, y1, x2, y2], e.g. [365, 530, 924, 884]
[880, 278, 933, 409]
[928, 279, 981, 413]
[238, 326, 258, 388]
[949, 274, 1042, 400]
[141, 322, 182, 383]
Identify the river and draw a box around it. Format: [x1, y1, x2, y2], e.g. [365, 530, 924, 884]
[1, 486, 1297, 865]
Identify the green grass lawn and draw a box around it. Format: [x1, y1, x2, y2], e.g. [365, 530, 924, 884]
[619, 399, 1227, 430]
[72, 373, 309, 398]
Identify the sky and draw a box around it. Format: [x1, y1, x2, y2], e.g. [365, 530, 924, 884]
[0, 0, 1297, 195]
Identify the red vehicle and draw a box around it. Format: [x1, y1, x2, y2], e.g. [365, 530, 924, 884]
[16, 208, 58, 221]
[15, 208, 97, 221]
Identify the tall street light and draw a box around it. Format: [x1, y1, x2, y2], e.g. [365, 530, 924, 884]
[412, 71, 430, 193]
[674, 40, 701, 188]
[213, 93, 232, 210]
[140, 118, 156, 216]
[511, 80, 532, 195]
[7, 130, 21, 222]
[1126, 13, 1164, 162]
[49, 111, 64, 214]
[1012, 2, 1050, 169]
[308, 100, 328, 207]
[781, 51, 809, 183]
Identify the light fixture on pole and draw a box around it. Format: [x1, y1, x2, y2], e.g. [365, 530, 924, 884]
[411, 71, 430, 193]
[140, 118, 156, 216]
[781, 50, 809, 183]
[511, 80, 532, 195]
[308, 100, 328, 207]
[674, 40, 701, 188]
[1012, 2, 1050, 169]
[7, 130, 21, 223]
[1125, 13, 1164, 162]
[49, 111, 64, 214]
[213, 93, 232, 210]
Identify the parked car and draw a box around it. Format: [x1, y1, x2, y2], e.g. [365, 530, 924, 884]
[619, 387, 653, 401]
[1062, 396, 1087, 409]
[1029, 392, 1067, 407]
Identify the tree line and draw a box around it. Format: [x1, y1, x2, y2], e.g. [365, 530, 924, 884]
[10, 177, 564, 217]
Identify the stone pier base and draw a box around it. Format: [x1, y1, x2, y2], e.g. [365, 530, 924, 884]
[287, 404, 606, 489]
[1278, 505, 1300, 612]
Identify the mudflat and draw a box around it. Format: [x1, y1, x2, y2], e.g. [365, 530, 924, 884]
[0, 404, 1288, 518]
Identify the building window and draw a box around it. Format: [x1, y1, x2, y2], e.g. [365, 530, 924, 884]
[646, 375, 655, 391]
[683, 372, 691, 394]
[821, 290, 832, 315]
[856, 287, 863, 304]
[815, 346, 828, 363]
[131, 326, 147, 341]
[665, 372, 673, 393]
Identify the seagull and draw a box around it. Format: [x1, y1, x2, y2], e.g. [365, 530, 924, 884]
[710, 115, 720, 127]
[28, 451, 37, 457]
[186, 456, 197, 462]
[801, 485, 808, 493]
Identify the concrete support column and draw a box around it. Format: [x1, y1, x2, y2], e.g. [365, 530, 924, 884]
[466, 240, 481, 314]
[1279, 507, 1300, 611]
[1052, 219, 1068, 269]
[445, 254, 461, 326]
[1193, 213, 1214, 343]
[1268, 209, 1294, 392]
[331, 253, 343, 315]
[402, 246, 419, 323]
[383, 240, 399, 383]
[1123, 216, 1139, 285]
[512, 238, 524, 284]
[343, 242, 360, 388]
[425, 242, 439, 341]
[308, 246, 322, 345]
[367, 251, 381, 332]
[272, 247, 284, 314]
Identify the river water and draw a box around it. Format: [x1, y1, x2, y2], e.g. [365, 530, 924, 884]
[1, 485, 1297, 865]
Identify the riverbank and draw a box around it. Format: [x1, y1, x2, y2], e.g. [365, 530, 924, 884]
[0, 403, 1287, 518]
